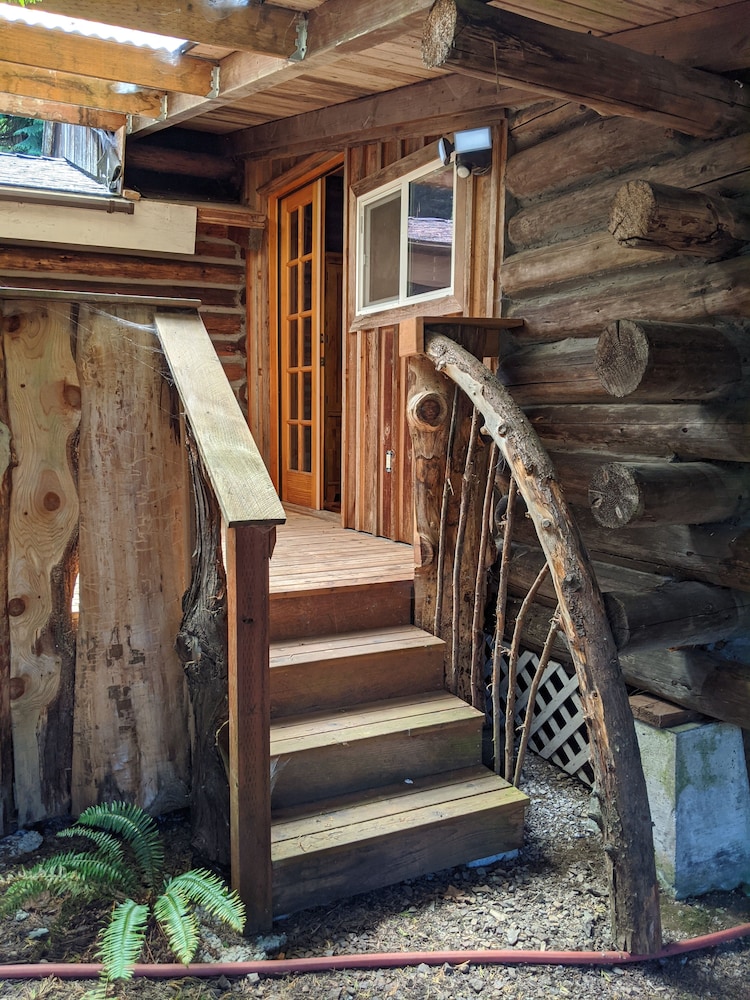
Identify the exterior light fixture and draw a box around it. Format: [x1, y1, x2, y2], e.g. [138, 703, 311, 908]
[439, 127, 493, 178]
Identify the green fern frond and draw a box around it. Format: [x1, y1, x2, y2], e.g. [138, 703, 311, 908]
[97, 899, 149, 983]
[75, 802, 164, 887]
[163, 869, 245, 932]
[154, 886, 200, 965]
[0, 867, 93, 916]
[57, 826, 126, 864]
[52, 853, 137, 896]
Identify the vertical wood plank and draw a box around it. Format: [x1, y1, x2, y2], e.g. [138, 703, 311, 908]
[5, 302, 79, 824]
[72, 304, 189, 815]
[225, 523, 273, 934]
[0, 312, 14, 833]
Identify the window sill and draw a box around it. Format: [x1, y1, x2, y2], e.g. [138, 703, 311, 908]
[349, 294, 462, 333]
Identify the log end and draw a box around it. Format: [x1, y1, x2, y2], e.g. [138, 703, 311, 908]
[609, 180, 656, 244]
[422, 0, 458, 68]
[589, 463, 643, 529]
[594, 319, 649, 398]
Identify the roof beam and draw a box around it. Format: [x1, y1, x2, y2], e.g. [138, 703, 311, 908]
[227, 75, 527, 158]
[0, 21, 216, 96]
[34, 0, 303, 59]
[130, 0, 440, 135]
[423, 0, 750, 138]
[0, 61, 164, 117]
[0, 93, 126, 130]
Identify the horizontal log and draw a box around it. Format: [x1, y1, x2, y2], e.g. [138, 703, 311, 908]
[589, 461, 750, 528]
[594, 319, 744, 401]
[603, 582, 750, 654]
[527, 402, 750, 463]
[126, 145, 242, 182]
[619, 649, 750, 730]
[501, 232, 669, 297]
[423, 0, 750, 137]
[513, 507, 750, 592]
[508, 132, 750, 252]
[505, 255, 750, 340]
[498, 339, 604, 405]
[609, 180, 750, 259]
[508, 100, 601, 154]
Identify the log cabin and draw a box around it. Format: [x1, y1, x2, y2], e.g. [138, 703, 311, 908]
[0, 0, 748, 952]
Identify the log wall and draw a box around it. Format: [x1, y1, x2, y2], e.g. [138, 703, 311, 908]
[499, 103, 750, 728]
[0, 218, 249, 406]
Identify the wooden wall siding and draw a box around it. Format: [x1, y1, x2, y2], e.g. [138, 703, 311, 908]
[0, 219, 248, 406]
[0, 301, 190, 827]
[499, 101, 750, 724]
[72, 305, 190, 816]
[2, 302, 79, 826]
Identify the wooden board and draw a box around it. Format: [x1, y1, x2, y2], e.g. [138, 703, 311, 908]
[629, 694, 703, 729]
[155, 311, 284, 527]
[72, 304, 189, 815]
[4, 301, 79, 825]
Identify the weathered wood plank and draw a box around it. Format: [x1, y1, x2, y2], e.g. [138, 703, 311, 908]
[0, 61, 164, 117]
[0, 312, 14, 834]
[5, 302, 79, 825]
[0, 93, 126, 130]
[154, 311, 284, 528]
[629, 694, 703, 729]
[423, 0, 750, 137]
[72, 305, 189, 816]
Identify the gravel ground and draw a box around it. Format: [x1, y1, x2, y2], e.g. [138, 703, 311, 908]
[1, 754, 749, 999]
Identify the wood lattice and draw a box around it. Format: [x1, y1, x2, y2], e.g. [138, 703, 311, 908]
[487, 639, 594, 785]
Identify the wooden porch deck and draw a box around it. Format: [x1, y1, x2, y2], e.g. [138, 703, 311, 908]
[269, 506, 415, 595]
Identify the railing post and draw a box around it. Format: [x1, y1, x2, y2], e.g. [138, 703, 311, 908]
[224, 522, 275, 934]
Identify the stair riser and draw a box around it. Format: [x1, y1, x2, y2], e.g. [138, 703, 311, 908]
[272, 797, 527, 917]
[271, 720, 482, 810]
[270, 580, 412, 641]
[271, 643, 444, 718]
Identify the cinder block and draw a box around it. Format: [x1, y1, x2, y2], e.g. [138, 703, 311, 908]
[635, 719, 750, 898]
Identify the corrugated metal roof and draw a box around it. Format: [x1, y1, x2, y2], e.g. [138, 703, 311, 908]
[0, 2, 186, 51]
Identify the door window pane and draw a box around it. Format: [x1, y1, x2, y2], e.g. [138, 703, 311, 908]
[302, 425, 312, 473]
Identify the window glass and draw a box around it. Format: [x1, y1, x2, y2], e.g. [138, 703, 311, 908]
[364, 191, 400, 307]
[407, 167, 453, 298]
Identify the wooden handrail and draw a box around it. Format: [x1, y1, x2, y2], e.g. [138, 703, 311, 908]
[409, 317, 662, 955]
[155, 309, 283, 934]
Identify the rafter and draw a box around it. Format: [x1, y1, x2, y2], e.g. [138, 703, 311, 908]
[0, 93, 126, 131]
[227, 76, 528, 158]
[0, 62, 163, 117]
[130, 0, 440, 135]
[34, 0, 304, 59]
[0, 21, 216, 96]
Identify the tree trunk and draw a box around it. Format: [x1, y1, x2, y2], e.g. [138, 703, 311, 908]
[176, 434, 230, 866]
[424, 329, 662, 955]
[609, 180, 750, 258]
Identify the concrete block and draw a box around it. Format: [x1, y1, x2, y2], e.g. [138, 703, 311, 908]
[635, 719, 750, 899]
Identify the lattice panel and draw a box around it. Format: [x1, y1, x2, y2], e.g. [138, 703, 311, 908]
[486, 639, 594, 785]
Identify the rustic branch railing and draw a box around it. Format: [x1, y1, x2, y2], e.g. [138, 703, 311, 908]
[406, 317, 662, 955]
[154, 311, 285, 935]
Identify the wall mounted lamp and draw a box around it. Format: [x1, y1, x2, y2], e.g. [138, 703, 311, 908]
[438, 126, 493, 178]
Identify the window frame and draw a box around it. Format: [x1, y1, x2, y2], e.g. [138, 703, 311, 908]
[349, 144, 467, 331]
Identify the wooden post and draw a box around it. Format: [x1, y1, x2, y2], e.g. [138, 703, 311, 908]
[603, 581, 750, 654]
[422, 0, 750, 138]
[225, 523, 274, 935]
[595, 319, 743, 401]
[589, 460, 750, 528]
[424, 329, 662, 955]
[609, 180, 750, 258]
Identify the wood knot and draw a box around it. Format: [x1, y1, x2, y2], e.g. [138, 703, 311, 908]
[43, 491, 61, 512]
[7, 597, 26, 617]
[63, 383, 82, 410]
[9, 677, 25, 700]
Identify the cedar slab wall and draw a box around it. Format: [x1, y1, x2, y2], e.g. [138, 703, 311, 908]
[499, 102, 750, 728]
[0, 220, 249, 407]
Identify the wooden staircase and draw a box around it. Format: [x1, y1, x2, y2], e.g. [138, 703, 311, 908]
[268, 517, 529, 916]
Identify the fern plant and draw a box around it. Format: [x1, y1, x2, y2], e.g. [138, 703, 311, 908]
[0, 802, 245, 997]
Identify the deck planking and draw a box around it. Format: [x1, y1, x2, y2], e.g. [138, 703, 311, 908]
[270, 508, 414, 595]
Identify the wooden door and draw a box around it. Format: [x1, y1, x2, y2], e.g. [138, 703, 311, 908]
[279, 181, 323, 508]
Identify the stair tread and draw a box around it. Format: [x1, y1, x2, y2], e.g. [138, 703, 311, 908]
[271, 624, 444, 665]
[270, 691, 482, 754]
[272, 766, 528, 859]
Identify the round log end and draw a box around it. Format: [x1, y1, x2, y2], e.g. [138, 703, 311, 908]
[608, 179, 656, 243]
[422, 0, 458, 68]
[589, 463, 644, 528]
[595, 319, 649, 398]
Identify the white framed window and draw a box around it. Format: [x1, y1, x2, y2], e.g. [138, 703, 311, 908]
[356, 158, 456, 317]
